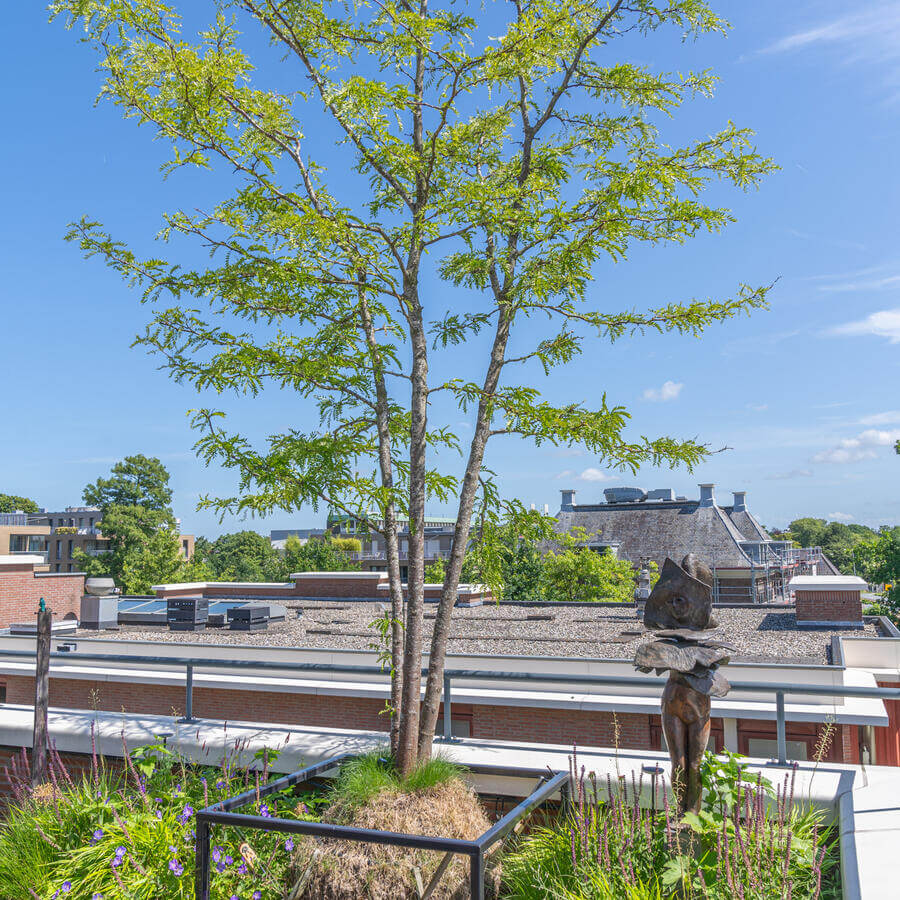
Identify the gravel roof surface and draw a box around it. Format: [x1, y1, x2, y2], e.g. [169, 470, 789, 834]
[78, 603, 883, 665]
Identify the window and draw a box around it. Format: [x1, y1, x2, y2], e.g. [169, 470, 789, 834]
[56, 541, 62, 561]
[89, 517, 94, 528]
[746, 739, 808, 762]
[78, 517, 84, 527]
[67, 539, 74, 558]
[0, 682, 6, 704]
[67, 564, 73, 573]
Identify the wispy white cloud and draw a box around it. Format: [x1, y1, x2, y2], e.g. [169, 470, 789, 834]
[828, 308, 900, 344]
[555, 469, 575, 480]
[765, 469, 813, 480]
[813, 428, 900, 463]
[756, 4, 900, 100]
[643, 380, 683, 402]
[579, 468, 610, 482]
[859, 410, 900, 425]
[746, 403, 768, 412]
[828, 511, 855, 522]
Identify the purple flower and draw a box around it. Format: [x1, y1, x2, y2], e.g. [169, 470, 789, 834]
[91, 828, 104, 844]
[61, 884, 71, 893]
[259, 804, 270, 818]
[168, 858, 184, 876]
[230, 895, 238, 900]
[225, 855, 233, 865]
[285, 838, 294, 852]
[154, 797, 163, 804]
[237, 863, 248, 875]
[155, 810, 162, 819]
[115, 846, 126, 858]
[176, 804, 194, 824]
[212, 847, 222, 863]
[253, 893, 262, 900]
[93, 894, 104, 899]
[215, 780, 225, 789]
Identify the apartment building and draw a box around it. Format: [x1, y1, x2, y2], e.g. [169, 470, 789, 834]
[34, 507, 194, 572]
[0, 513, 51, 570]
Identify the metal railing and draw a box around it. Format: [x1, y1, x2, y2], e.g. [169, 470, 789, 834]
[194, 752, 568, 900]
[2, 647, 899, 766]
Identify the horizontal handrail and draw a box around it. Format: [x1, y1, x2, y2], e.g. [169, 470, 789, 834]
[2, 645, 898, 766]
[0, 647, 898, 701]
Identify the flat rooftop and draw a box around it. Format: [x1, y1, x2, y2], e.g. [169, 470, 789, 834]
[74, 602, 884, 665]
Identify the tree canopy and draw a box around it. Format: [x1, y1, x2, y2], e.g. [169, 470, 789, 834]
[83, 454, 173, 512]
[75, 456, 191, 592]
[0, 494, 39, 514]
[55, 0, 774, 773]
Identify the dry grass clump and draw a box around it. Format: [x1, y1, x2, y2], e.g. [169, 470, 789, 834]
[291, 777, 492, 899]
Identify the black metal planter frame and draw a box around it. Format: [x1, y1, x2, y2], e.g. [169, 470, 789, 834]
[194, 753, 568, 900]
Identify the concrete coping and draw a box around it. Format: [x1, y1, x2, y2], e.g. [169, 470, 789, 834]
[291, 572, 387, 580]
[151, 581, 296, 591]
[789, 575, 867, 592]
[0, 555, 47, 566]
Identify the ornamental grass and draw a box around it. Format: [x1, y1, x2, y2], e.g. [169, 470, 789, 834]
[501, 749, 841, 900]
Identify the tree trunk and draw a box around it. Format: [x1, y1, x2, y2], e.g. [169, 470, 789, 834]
[418, 311, 511, 757]
[358, 285, 405, 757]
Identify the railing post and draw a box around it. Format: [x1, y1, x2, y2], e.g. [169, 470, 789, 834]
[469, 849, 484, 899]
[181, 663, 195, 723]
[775, 691, 787, 765]
[443, 671, 452, 742]
[194, 817, 211, 900]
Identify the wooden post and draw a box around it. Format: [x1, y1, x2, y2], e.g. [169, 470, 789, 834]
[32, 598, 52, 787]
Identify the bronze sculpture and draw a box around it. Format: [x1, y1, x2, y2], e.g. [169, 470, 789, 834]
[634, 554, 734, 815]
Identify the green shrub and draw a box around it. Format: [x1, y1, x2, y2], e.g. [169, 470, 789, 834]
[0, 738, 318, 899]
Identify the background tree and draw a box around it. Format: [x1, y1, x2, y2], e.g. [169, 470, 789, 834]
[424, 558, 446, 584]
[56, 0, 774, 774]
[0, 494, 40, 514]
[283, 533, 362, 573]
[83, 454, 173, 511]
[540, 545, 637, 603]
[74, 455, 188, 592]
[204, 530, 287, 581]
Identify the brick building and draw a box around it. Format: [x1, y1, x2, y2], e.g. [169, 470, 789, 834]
[0, 555, 83, 629]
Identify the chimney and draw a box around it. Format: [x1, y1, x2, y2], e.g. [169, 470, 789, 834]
[732, 491, 747, 512]
[698, 484, 716, 508]
[560, 489, 576, 511]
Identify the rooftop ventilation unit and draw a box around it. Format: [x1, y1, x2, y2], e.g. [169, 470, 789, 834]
[603, 487, 647, 503]
[227, 604, 270, 632]
[80, 594, 118, 630]
[646, 488, 676, 501]
[167, 597, 209, 632]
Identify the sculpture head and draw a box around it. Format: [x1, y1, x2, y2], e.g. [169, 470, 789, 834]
[643, 553, 715, 631]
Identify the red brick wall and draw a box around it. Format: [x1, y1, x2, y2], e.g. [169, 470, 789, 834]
[795, 590, 862, 624]
[0, 566, 83, 628]
[2, 674, 856, 764]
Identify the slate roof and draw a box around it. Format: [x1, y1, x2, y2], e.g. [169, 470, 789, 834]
[554, 500, 755, 570]
[722, 507, 772, 542]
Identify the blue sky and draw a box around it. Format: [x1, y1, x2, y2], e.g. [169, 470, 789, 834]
[2, 2, 899, 537]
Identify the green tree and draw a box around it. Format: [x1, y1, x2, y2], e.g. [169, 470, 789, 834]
[206, 530, 287, 581]
[424, 558, 446, 584]
[0, 494, 40, 514]
[75, 456, 187, 592]
[283, 533, 362, 573]
[83, 454, 173, 511]
[75, 503, 187, 593]
[55, 0, 773, 773]
[540, 545, 637, 603]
